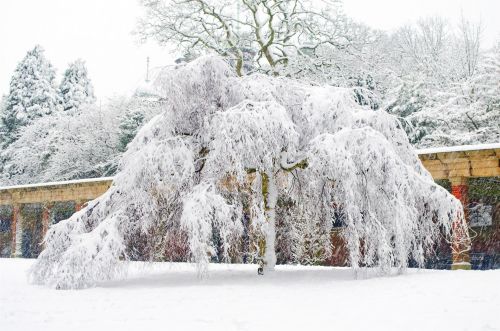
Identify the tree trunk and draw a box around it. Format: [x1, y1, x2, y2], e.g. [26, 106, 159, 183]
[259, 170, 277, 272]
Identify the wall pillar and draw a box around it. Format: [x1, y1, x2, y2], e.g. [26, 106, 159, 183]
[10, 203, 23, 258]
[75, 200, 86, 212]
[41, 203, 53, 248]
[450, 177, 471, 270]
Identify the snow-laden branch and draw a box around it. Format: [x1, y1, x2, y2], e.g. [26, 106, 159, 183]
[181, 182, 243, 276]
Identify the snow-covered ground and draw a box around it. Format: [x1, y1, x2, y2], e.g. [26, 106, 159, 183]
[0, 259, 499, 331]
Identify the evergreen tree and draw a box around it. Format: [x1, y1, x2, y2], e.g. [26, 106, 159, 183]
[1, 45, 59, 144]
[0, 96, 7, 146]
[116, 87, 165, 153]
[59, 59, 95, 111]
[118, 109, 145, 152]
[384, 74, 434, 145]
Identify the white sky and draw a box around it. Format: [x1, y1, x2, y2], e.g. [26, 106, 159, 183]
[343, 0, 500, 43]
[1, 0, 499, 99]
[0, 0, 175, 100]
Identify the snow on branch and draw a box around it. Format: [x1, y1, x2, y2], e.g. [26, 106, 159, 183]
[304, 128, 464, 271]
[205, 100, 299, 181]
[181, 183, 243, 276]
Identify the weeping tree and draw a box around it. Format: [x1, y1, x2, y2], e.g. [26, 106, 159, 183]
[30, 56, 469, 289]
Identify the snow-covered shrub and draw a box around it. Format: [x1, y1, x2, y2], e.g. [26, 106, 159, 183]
[30, 55, 468, 289]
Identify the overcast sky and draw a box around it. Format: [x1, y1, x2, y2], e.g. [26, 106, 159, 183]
[1, 0, 499, 99]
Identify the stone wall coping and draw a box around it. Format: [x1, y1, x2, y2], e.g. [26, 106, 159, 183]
[0, 177, 114, 193]
[416, 143, 500, 155]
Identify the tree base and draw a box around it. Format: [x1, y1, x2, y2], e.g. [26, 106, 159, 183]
[451, 262, 471, 270]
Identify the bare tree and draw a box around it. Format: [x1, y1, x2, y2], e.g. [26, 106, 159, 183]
[457, 14, 482, 78]
[392, 17, 454, 81]
[137, 0, 364, 76]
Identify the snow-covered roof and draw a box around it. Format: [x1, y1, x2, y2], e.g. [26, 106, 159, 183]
[416, 143, 500, 155]
[0, 177, 114, 191]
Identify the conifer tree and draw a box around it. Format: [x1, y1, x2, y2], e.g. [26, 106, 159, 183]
[59, 59, 95, 111]
[1, 45, 59, 144]
[118, 109, 145, 152]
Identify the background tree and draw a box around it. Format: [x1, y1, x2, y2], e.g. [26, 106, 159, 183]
[456, 14, 482, 79]
[116, 89, 165, 153]
[474, 42, 500, 113]
[59, 59, 95, 111]
[137, 0, 370, 77]
[0, 85, 165, 186]
[118, 108, 145, 153]
[383, 17, 499, 147]
[0, 103, 122, 185]
[1, 45, 59, 145]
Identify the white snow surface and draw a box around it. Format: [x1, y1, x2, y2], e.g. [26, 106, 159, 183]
[1, 259, 499, 331]
[416, 142, 500, 155]
[0, 176, 114, 191]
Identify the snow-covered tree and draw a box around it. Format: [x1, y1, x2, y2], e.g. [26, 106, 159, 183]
[382, 17, 500, 147]
[471, 43, 500, 115]
[417, 44, 500, 147]
[118, 109, 145, 152]
[384, 73, 435, 144]
[1, 45, 59, 144]
[0, 103, 121, 185]
[59, 59, 95, 111]
[391, 17, 460, 82]
[137, 0, 370, 77]
[0, 96, 7, 146]
[116, 91, 165, 153]
[0, 85, 165, 186]
[30, 56, 468, 289]
[456, 15, 482, 79]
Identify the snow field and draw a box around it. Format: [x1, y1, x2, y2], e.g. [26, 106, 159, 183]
[1, 259, 499, 331]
